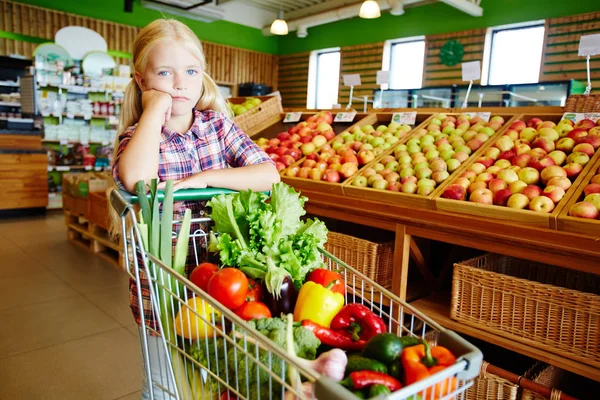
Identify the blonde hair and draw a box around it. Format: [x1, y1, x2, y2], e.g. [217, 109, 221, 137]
[109, 19, 232, 238]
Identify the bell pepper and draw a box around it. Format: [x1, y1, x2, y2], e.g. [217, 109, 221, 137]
[301, 320, 366, 351]
[294, 280, 345, 328]
[401, 341, 457, 399]
[330, 304, 386, 342]
[340, 370, 402, 392]
[307, 268, 345, 296]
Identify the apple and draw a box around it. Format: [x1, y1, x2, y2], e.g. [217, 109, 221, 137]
[494, 188, 513, 206]
[470, 188, 494, 204]
[528, 117, 543, 128]
[529, 196, 555, 213]
[495, 159, 512, 169]
[275, 161, 286, 172]
[477, 157, 495, 169]
[518, 167, 540, 185]
[387, 182, 402, 192]
[569, 202, 599, 219]
[563, 163, 583, 178]
[416, 168, 433, 180]
[542, 185, 566, 204]
[318, 152, 333, 163]
[531, 137, 555, 153]
[541, 165, 567, 185]
[556, 137, 575, 152]
[557, 123, 574, 137]
[548, 150, 567, 166]
[430, 159, 448, 172]
[280, 155, 296, 167]
[515, 144, 532, 155]
[476, 173, 495, 184]
[584, 184, 600, 196]
[589, 127, 600, 137]
[400, 167, 416, 179]
[309, 168, 324, 181]
[497, 170, 519, 184]
[498, 150, 516, 162]
[469, 163, 487, 175]
[301, 143, 316, 156]
[453, 151, 470, 162]
[504, 129, 519, 141]
[442, 184, 467, 200]
[507, 193, 530, 209]
[547, 176, 572, 191]
[417, 185, 436, 196]
[298, 167, 312, 179]
[446, 159, 461, 172]
[529, 148, 547, 159]
[508, 166, 522, 173]
[386, 161, 400, 172]
[566, 152, 590, 166]
[484, 147, 501, 160]
[567, 128, 588, 141]
[529, 156, 555, 172]
[315, 161, 328, 171]
[339, 162, 358, 179]
[519, 127, 538, 142]
[592, 174, 600, 184]
[537, 127, 559, 142]
[367, 174, 384, 186]
[576, 136, 600, 149]
[323, 169, 341, 183]
[372, 179, 389, 190]
[468, 181, 487, 194]
[489, 178, 508, 194]
[461, 171, 477, 183]
[485, 166, 501, 176]
[585, 193, 600, 211]
[414, 162, 429, 171]
[495, 136, 515, 152]
[575, 119, 596, 130]
[401, 182, 418, 194]
[430, 171, 449, 184]
[522, 185, 542, 201]
[385, 172, 401, 184]
[558, 118, 574, 127]
[286, 166, 300, 177]
[573, 143, 595, 157]
[510, 120, 526, 132]
[513, 153, 532, 168]
[509, 180, 528, 194]
[401, 175, 418, 185]
[312, 135, 327, 147]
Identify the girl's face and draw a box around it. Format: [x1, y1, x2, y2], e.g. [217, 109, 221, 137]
[136, 41, 203, 116]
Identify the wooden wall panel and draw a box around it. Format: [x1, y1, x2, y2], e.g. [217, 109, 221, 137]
[278, 52, 310, 108]
[423, 29, 486, 87]
[338, 42, 384, 107]
[540, 12, 600, 94]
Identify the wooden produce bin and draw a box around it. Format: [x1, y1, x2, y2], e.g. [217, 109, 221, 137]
[282, 112, 433, 196]
[434, 113, 600, 229]
[253, 111, 362, 140]
[344, 112, 517, 210]
[557, 154, 600, 237]
[231, 95, 283, 137]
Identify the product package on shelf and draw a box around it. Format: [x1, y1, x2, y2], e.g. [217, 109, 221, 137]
[434, 114, 600, 229]
[342, 112, 517, 209]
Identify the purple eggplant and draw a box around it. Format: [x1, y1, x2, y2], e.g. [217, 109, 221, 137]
[263, 275, 298, 317]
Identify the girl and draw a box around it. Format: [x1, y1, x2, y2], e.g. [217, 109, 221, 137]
[111, 19, 279, 399]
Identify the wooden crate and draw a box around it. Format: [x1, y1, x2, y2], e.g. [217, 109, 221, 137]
[88, 192, 109, 231]
[556, 155, 600, 238]
[253, 112, 363, 140]
[344, 112, 518, 210]
[434, 114, 600, 229]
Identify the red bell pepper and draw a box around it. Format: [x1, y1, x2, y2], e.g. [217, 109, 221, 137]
[340, 370, 402, 392]
[306, 268, 345, 296]
[301, 320, 366, 351]
[330, 304, 386, 342]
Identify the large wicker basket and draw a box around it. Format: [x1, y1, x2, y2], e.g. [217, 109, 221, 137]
[232, 95, 283, 136]
[521, 363, 566, 400]
[324, 231, 393, 290]
[465, 362, 519, 400]
[564, 94, 600, 113]
[450, 254, 600, 368]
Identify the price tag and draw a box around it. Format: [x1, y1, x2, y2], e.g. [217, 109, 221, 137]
[56, 166, 70, 171]
[83, 113, 92, 121]
[41, 111, 50, 117]
[283, 112, 302, 123]
[462, 61, 481, 81]
[51, 112, 61, 118]
[334, 111, 357, 122]
[376, 71, 390, 85]
[343, 74, 361, 87]
[392, 112, 417, 125]
[84, 166, 92, 171]
[59, 139, 68, 145]
[81, 139, 89, 145]
[66, 113, 74, 119]
[95, 167, 102, 171]
[476, 112, 491, 122]
[102, 140, 109, 145]
[47, 165, 53, 172]
[562, 112, 600, 123]
[578, 34, 600, 56]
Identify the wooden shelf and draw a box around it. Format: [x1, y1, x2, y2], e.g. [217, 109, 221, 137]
[410, 292, 600, 382]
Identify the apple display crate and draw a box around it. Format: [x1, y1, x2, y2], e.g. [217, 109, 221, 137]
[434, 114, 600, 230]
[282, 112, 434, 197]
[344, 112, 518, 211]
[556, 154, 600, 238]
[232, 95, 283, 137]
[255, 112, 362, 140]
[451, 253, 600, 369]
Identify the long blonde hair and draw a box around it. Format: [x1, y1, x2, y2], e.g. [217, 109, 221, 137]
[109, 19, 232, 238]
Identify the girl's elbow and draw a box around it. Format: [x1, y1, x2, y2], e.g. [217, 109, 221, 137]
[268, 165, 281, 184]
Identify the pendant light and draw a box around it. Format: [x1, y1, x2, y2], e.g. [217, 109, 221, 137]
[359, 0, 381, 19]
[270, 10, 288, 35]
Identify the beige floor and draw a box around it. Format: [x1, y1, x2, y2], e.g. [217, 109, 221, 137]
[0, 212, 142, 400]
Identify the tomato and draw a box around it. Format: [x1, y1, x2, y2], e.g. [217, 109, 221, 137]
[246, 279, 264, 302]
[307, 268, 345, 296]
[220, 392, 238, 400]
[189, 263, 219, 292]
[234, 301, 272, 321]
[207, 268, 248, 310]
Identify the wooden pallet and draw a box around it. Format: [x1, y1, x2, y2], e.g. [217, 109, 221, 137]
[64, 210, 124, 269]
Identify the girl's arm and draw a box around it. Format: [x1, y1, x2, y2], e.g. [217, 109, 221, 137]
[117, 90, 172, 192]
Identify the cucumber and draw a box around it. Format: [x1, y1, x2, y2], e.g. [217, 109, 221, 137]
[346, 355, 389, 376]
[361, 333, 404, 364]
[368, 384, 392, 398]
[387, 360, 402, 380]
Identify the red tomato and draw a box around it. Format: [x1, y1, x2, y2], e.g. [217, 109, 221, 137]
[189, 263, 219, 292]
[307, 268, 345, 296]
[234, 301, 272, 321]
[207, 268, 248, 310]
[220, 391, 238, 400]
[246, 279, 264, 302]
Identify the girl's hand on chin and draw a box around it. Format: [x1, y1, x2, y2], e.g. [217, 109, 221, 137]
[141, 89, 172, 123]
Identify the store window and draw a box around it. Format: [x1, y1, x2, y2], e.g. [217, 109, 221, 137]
[307, 49, 341, 109]
[486, 24, 545, 85]
[387, 39, 426, 89]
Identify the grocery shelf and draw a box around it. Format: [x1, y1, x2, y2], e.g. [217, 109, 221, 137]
[0, 81, 19, 87]
[43, 139, 111, 145]
[410, 292, 600, 382]
[48, 165, 109, 172]
[38, 83, 124, 96]
[62, 113, 114, 119]
[0, 101, 21, 107]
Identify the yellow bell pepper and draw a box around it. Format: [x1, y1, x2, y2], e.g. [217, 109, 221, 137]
[174, 297, 221, 339]
[294, 280, 345, 328]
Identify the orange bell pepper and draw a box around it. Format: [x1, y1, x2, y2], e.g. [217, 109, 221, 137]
[401, 341, 457, 399]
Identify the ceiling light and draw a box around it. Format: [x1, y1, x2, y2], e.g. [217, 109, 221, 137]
[270, 11, 288, 35]
[359, 0, 381, 19]
[390, 0, 405, 16]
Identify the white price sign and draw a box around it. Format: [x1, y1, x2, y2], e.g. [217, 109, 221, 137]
[462, 111, 491, 122]
[376, 71, 390, 85]
[343, 74, 361, 87]
[59, 139, 68, 145]
[84, 166, 92, 171]
[83, 113, 93, 121]
[562, 112, 600, 123]
[66, 113, 74, 119]
[578, 34, 600, 56]
[51, 112, 61, 118]
[102, 140, 110, 145]
[462, 61, 481, 81]
[392, 112, 417, 125]
[55, 166, 70, 172]
[283, 112, 302, 123]
[334, 111, 357, 122]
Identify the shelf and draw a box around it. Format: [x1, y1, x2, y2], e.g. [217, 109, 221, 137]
[0, 81, 19, 87]
[43, 139, 111, 145]
[48, 165, 109, 172]
[410, 292, 600, 382]
[38, 83, 124, 96]
[62, 113, 115, 119]
[0, 101, 21, 107]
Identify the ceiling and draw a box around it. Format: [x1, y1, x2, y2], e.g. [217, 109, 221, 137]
[219, 0, 368, 20]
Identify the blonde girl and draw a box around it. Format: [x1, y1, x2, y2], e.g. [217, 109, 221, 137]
[111, 19, 279, 399]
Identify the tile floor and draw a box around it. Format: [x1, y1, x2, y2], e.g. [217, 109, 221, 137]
[0, 212, 142, 400]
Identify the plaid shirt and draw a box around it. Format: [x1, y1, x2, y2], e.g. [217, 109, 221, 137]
[112, 108, 273, 330]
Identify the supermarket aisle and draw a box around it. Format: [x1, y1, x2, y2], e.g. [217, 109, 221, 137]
[0, 212, 142, 400]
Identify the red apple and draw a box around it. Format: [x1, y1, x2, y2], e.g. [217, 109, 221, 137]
[584, 184, 600, 196]
[567, 128, 589, 141]
[522, 185, 543, 201]
[498, 150, 516, 162]
[306, 153, 319, 162]
[576, 136, 600, 149]
[528, 148, 547, 159]
[442, 184, 466, 200]
[401, 175, 418, 185]
[275, 161, 286, 172]
[280, 155, 295, 167]
[573, 143, 595, 157]
[470, 188, 494, 204]
[510, 120, 526, 132]
[476, 156, 495, 168]
[563, 163, 583, 178]
[476, 173, 495, 185]
[323, 169, 341, 183]
[455, 177, 472, 190]
[527, 117, 543, 128]
[547, 176, 572, 191]
[494, 188, 513, 206]
[531, 137, 555, 153]
[309, 168, 324, 181]
[298, 167, 311, 179]
[575, 119, 596, 130]
[277, 132, 290, 142]
[489, 178, 508, 194]
[512, 153, 532, 168]
[340, 162, 359, 179]
[542, 185, 566, 204]
[529, 196, 555, 213]
[569, 202, 599, 219]
[591, 175, 600, 185]
[528, 156, 555, 172]
[286, 149, 301, 160]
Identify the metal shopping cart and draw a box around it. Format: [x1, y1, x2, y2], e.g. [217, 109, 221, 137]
[110, 187, 482, 400]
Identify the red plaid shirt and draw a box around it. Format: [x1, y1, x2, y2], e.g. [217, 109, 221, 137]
[112, 108, 273, 329]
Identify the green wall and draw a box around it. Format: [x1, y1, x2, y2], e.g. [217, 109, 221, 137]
[278, 0, 600, 55]
[15, 0, 279, 54]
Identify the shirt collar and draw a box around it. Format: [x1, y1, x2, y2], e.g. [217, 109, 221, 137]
[160, 108, 204, 143]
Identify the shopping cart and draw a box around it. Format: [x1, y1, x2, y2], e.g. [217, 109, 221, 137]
[110, 187, 482, 400]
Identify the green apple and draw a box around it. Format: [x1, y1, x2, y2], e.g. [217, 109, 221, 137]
[446, 158, 461, 172]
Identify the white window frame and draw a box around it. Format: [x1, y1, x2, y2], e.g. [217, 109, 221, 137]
[307, 47, 341, 109]
[481, 20, 545, 86]
[382, 35, 426, 90]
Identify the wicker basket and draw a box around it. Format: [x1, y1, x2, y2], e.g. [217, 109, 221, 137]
[450, 254, 600, 369]
[324, 231, 393, 290]
[564, 94, 600, 113]
[232, 95, 283, 135]
[465, 362, 519, 400]
[521, 363, 566, 400]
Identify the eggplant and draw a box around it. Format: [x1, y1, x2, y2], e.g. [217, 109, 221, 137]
[263, 275, 298, 317]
